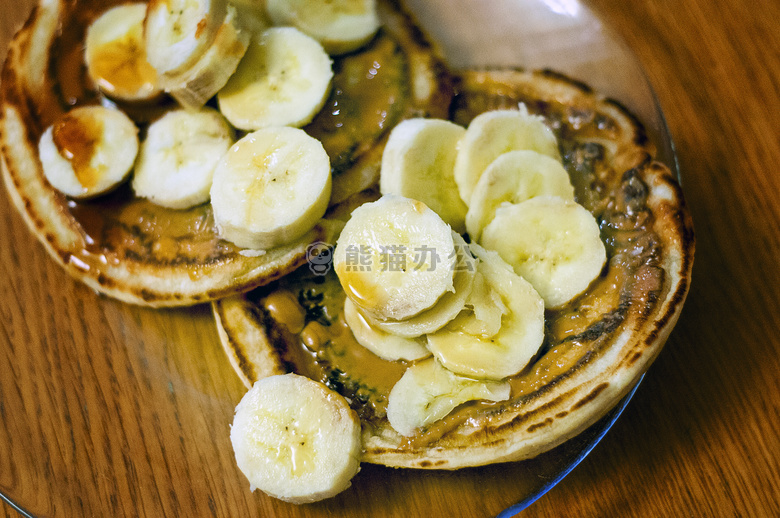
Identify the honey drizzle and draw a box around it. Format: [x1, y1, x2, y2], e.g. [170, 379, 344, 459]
[52, 112, 103, 189]
[89, 29, 157, 98]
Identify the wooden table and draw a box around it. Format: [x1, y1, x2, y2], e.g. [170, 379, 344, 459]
[1, 0, 778, 516]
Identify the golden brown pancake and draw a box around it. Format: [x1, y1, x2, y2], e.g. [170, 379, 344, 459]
[0, 0, 452, 307]
[213, 68, 694, 468]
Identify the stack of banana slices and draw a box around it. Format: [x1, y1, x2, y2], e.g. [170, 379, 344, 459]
[44, 0, 349, 226]
[228, 99, 607, 501]
[330, 104, 608, 439]
[226, 99, 640, 501]
[2, 0, 449, 306]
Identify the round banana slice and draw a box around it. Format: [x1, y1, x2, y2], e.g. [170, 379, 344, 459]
[229, 0, 271, 38]
[465, 149, 574, 240]
[481, 196, 607, 308]
[231, 373, 362, 504]
[344, 298, 431, 361]
[38, 106, 139, 199]
[210, 126, 331, 250]
[386, 357, 510, 437]
[369, 232, 476, 338]
[133, 108, 234, 209]
[162, 5, 250, 110]
[426, 243, 545, 380]
[343, 298, 430, 361]
[84, 3, 162, 102]
[265, 0, 380, 55]
[380, 118, 468, 233]
[144, 0, 228, 76]
[447, 269, 507, 339]
[217, 27, 333, 130]
[454, 106, 561, 205]
[333, 195, 457, 322]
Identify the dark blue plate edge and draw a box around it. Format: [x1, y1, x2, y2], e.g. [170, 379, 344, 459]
[496, 375, 645, 517]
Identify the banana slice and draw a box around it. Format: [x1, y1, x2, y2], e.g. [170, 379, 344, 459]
[163, 5, 251, 110]
[426, 243, 545, 380]
[217, 27, 333, 130]
[230, 0, 271, 38]
[481, 196, 607, 308]
[380, 118, 468, 233]
[265, 0, 380, 55]
[386, 357, 510, 437]
[144, 0, 228, 76]
[465, 149, 574, 241]
[454, 106, 561, 205]
[333, 195, 457, 322]
[447, 269, 507, 338]
[210, 126, 331, 249]
[84, 3, 162, 102]
[231, 373, 361, 504]
[132, 107, 234, 209]
[368, 232, 476, 338]
[343, 298, 430, 361]
[38, 106, 139, 199]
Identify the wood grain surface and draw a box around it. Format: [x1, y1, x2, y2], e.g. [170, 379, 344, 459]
[1, 0, 779, 516]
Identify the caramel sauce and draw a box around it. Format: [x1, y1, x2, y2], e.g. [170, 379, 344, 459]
[88, 28, 158, 98]
[399, 400, 501, 450]
[52, 111, 103, 189]
[264, 290, 307, 334]
[308, 313, 407, 419]
[195, 18, 208, 40]
[328, 315, 408, 397]
[301, 321, 332, 352]
[547, 264, 625, 340]
[335, 264, 389, 315]
[510, 340, 591, 397]
[52, 1, 127, 110]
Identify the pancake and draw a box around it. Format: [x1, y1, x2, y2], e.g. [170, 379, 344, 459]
[0, 0, 452, 307]
[213, 68, 694, 468]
